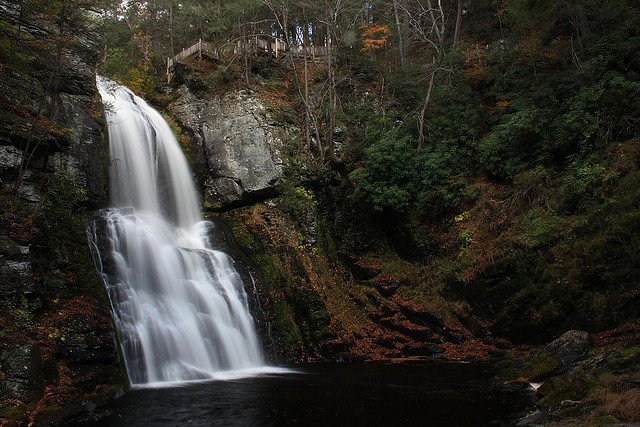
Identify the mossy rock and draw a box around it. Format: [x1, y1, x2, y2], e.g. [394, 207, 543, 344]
[520, 351, 564, 381]
[610, 345, 640, 371]
[590, 415, 622, 425]
[272, 300, 303, 353]
[538, 369, 591, 406]
[32, 403, 80, 426]
[1, 404, 30, 423]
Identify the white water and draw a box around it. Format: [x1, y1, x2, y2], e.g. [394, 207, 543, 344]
[92, 77, 271, 385]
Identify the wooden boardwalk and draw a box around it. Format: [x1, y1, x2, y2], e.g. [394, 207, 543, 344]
[166, 38, 219, 83]
[167, 37, 332, 83]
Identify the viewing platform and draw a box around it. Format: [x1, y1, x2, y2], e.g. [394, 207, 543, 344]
[167, 37, 332, 83]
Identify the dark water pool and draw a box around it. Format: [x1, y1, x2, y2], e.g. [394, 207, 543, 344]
[89, 360, 534, 426]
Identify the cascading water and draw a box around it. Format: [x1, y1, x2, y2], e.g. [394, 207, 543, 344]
[90, 77, 272, 386]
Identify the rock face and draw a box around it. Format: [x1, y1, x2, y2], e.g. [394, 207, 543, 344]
[0, 0, 119, 423]
[0, 0, 107, 299]
[0, 0, 106, 207]
[170, 86, 284, 208]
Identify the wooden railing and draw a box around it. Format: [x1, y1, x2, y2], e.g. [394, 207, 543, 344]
[286, 45, 330, 59]
[167, 37, 333, 83]
[167, 38, 219, 82]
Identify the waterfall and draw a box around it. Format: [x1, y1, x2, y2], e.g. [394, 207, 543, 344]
[90, 77, 271, 386]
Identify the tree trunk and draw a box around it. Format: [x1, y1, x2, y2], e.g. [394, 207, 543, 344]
[326, 15, 337, 163]
[392, 0, 407, 68]
[569, 0, 589, 49]
[417, 71, 436, 150]
[169, 1, 174, 55]
[452, 0, 463, 48]
[426, 0, 443, 44]
[303, 9, 311, 151]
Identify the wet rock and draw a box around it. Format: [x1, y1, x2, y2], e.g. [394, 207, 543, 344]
[170, 87, 284, 208]
[543, 330, 592, 367]
[516, 409, 555, 426]
[0, 235, 34, 297]
[0, 145, 22, 170]
[49, 93, 105, 207]
[58, 314, 118, 366]
[0, 345, 45, 402]
[402, 343, 444, 357]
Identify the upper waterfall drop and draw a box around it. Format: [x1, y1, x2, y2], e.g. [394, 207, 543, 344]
[97, 76, 201, 233]
[92, 76, 273, 385]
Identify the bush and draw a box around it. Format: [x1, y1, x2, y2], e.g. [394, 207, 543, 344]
[349, 134, 419, 212]
[475, 106, 540, 180]
[279, 180, 316, 224]
[349, 132, 474, 215]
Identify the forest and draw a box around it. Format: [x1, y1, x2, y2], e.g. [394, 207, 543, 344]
[0, 0, 639, 425]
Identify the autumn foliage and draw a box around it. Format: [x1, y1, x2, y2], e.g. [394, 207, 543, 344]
[360, 24, 390, 52]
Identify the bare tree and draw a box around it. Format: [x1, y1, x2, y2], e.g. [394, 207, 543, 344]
[452, 0, 463, 47]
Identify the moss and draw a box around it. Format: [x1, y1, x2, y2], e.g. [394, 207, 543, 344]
[538, 369, 591, 406]
[36, 171, 108, 302]
[229, 223, 257, 249]
[36, 405, 63, 415]
[91, 384, 124, 406]
[204, 199, 223, 212]
[220, 206, 342, 358]
[1, 404, 30, 422]
[519, 352, 564, 381]
[591, 415, 622, 425]
[272, 300, 303, 352]
[161, 112, 193, 161]
[242, 244, 307, 354]
[609, 346, 640, 371]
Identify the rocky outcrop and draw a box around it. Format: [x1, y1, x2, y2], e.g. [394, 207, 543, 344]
[170, 86, 284, 209]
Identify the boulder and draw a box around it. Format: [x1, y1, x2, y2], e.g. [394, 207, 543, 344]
[0, 145, 22, 170]
[0, 345, 45, 403]
[170, 87, 284, 208]
[520, 330, 593, 381]
[543, 330, 592, 367]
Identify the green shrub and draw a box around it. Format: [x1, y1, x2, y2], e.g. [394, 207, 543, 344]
[278, 181, 316, 224]
[349, 135, 419, 212]
[475, 107, 540, 179]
